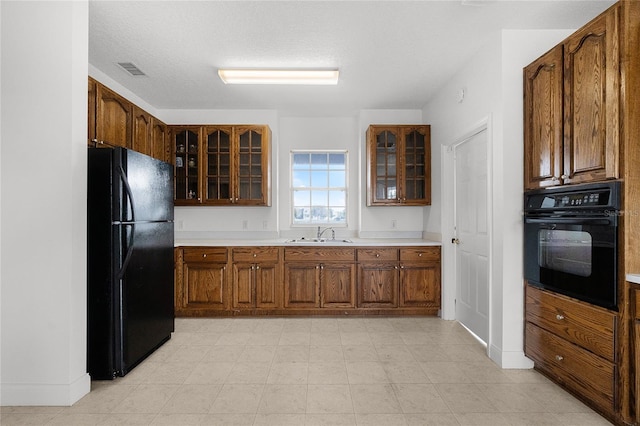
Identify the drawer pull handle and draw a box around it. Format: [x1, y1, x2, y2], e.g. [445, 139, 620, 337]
[555, 355, 564, 362]
[202, 254, 207, 258]
[253, 253, 257, 258]
[556, 314, 564, 320]
[376, 253, 380, 258]
[418, 253, 423, 257]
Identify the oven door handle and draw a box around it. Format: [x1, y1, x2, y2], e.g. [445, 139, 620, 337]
[524, 217, 614, 226]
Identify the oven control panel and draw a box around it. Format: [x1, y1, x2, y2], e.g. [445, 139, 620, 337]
[524, 182, 620, 212]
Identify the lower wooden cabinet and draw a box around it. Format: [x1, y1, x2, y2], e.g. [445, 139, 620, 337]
[231, 247, 279, 310]
[283, 247, 356, 309]
[524, 285, 616, 414]
[175, 244, 441, 316]
[399, 248, 441, 308]
[177, 247, 228, 314]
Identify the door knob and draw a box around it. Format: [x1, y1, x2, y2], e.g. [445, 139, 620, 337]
[451, 238, 460, 244]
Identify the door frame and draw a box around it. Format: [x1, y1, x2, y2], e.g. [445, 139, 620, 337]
[441, 117, 493, 350]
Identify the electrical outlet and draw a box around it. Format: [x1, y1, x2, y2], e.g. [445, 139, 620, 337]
[391, 219, 397, 229]
[242, 220, 248, 230]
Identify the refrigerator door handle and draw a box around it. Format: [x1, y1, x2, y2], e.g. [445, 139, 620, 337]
[117, 223, 135, 279]
[116, 164, 136, 223]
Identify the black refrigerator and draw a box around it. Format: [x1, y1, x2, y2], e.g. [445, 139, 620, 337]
[87, 146, 174, 379]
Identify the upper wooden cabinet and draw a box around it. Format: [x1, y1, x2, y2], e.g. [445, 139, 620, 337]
[87, 78, 170, 162]
[563, 7, 619, 186]
[172, 126, 202, 204]
[523, 45, 564, 189]
[94, 83, 132, 149]
[150, 118, 169, 163]
[132, 106, 152, 155]
[171, 125, 272, 206]
[524, 5, 619, 189]
[366, 125, 431, 206]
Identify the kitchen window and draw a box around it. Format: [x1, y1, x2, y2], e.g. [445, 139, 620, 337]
[291, 151, 347, 226]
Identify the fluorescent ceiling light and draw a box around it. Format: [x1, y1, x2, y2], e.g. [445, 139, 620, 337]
[217, 69, 339, 85]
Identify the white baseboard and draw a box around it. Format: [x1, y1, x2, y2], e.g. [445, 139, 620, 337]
[1, 373, 91, 406]
[489, 344, 535, 369]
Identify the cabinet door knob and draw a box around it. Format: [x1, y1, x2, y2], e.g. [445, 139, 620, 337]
[556, 314, 564, 320]
[256, 266, 260, 270]
[561, 174, 569, 180]
[555, 355, 564, 361]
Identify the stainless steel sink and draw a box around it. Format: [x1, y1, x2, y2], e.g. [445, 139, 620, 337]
[285, 238, 352, 244]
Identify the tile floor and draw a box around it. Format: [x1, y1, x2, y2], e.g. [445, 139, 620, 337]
[1, 317, 612, 425]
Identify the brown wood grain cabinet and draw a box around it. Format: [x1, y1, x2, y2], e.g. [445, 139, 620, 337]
[94, 83, 132, 149]
[357, 248, 399, 308]
[524, 285, 617, 415]
[176, 247, 229, 314]
[366, 125, 431, 206]
[523, 45, 564, 189]
[175, 244, 440, 316]
[132, 106, 152, 156]
[231, 247, 280, 310]
[151, 118, 169, 163]
[88, 78, 170, 162]
[283, 247, 356, 309]
[399, 248, 441, 308]
[171, 125, 271, 206]
[523, 5, 619, 189]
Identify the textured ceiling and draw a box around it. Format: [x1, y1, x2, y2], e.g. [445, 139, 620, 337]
[89, 0, 615, 115]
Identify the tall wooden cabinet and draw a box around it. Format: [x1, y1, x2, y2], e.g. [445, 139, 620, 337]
[523, 2, 640, 424]
[171, 125, 271, 206]
[524, 6, 619, 190]
[366, 125, 431, 206]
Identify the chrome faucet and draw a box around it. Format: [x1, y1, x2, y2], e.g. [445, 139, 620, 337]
[317, 226, 335, 240]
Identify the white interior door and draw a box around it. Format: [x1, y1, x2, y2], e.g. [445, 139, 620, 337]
[454, 129, 490, 344]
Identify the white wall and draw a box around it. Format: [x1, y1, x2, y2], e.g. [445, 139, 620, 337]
[1, 1, 90, 405]
[423, 29, 572, 368]
[278, 116, 359, 239]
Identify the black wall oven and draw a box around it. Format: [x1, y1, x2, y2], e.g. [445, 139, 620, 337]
[523, 181, 620, 310]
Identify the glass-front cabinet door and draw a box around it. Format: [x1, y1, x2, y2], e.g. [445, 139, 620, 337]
[171, 124, 271, 206]
[366, 125, 431, 206]
[173, 127, 201, 204]
[369, 126, 399, 205]
[236, 126, 270, 205]
[204, 126, 232, 204]
[401, 126, 430, 205]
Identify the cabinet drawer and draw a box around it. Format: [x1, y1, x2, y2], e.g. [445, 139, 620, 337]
[526, 285, 616, 362]
[183, 247, 228, 263]
[232, 247, 279, 263]
[285, 247, 355, 262]
[399, 247, 440, 262]
[357, 248, 397, 261]
[525, 323, 615, 412]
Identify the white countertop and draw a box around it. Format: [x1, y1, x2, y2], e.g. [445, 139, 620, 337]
[175, 238, 442, 247]
[627, 274, 640, 284]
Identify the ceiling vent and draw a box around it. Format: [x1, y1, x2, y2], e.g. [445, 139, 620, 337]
[118, 62, 146, 76]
